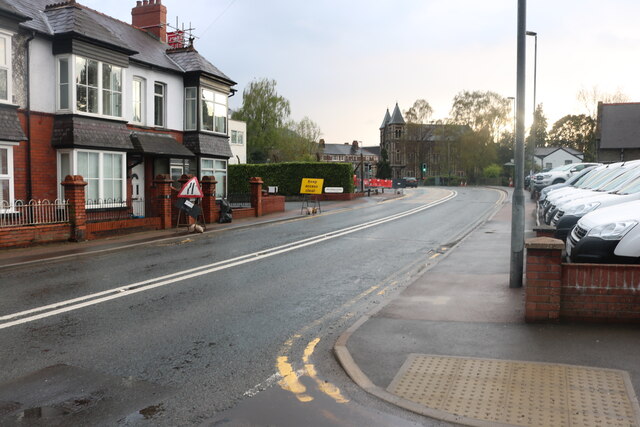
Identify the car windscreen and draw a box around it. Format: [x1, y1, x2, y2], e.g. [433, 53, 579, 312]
[615, 175, 640, 195]
[592, 167, 639, 191]
[577, 167, 619, 189]
[567, 167, 595, 185]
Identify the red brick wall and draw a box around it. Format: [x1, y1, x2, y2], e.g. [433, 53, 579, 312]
[0, 224, 70, 248]
[561, 264, 640, 323]
[27, 112, 58, 201]
[233, 208, 256, 219]
[261, 195, 285, 215]
[87, 217, 161, 239]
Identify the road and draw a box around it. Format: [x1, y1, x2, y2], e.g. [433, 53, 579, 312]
[0, 187, 503, 426]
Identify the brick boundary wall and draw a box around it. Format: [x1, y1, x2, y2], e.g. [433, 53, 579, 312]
[0, 224, 71, 248]
[525, 237, 640, 323]
[316, 193, 364, 201]
[261, 195, 285, 215]
[87, 218, 161, 239]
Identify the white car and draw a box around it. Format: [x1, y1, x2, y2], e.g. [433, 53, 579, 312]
[533, 162, 600, 191]
[567, 200, 640, 264]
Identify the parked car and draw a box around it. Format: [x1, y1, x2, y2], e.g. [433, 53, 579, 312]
[403, 177, 418, 188]
[532, 162, 600, 192]
[567, 200, 640, 264]
[538, 166, 599, 203]
[551, 170, 640, 240]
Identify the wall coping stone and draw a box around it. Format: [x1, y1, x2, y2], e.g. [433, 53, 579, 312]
[525, 237, 564, 250]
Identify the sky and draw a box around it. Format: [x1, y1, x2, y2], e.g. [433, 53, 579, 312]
[84, 0, 640, 147]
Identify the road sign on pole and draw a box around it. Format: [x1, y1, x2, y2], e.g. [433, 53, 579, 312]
[177, 176, 203, 198]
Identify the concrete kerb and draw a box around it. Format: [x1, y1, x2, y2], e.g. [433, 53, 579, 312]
[333, 186, 511, 426]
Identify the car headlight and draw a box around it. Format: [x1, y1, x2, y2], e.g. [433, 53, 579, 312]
[564, 202, 600, 216]
[587, 221, 638, 240]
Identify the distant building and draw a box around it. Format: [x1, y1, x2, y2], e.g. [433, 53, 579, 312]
[318, 140, 379, 177]
[597, 102, 640, 162]
[379, 103, 469, 179]
[228, 120, 247, 165]
[534, 147, 584, 170]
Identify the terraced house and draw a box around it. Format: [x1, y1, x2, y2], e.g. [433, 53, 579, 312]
[0, 0, 237, 247]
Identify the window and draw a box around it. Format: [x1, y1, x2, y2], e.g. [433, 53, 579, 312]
[201, 88, 227, 134]
[154, 82, 165, 127]
[58, 55, 123, 117]
[231, 130, 244, 145]
[545, 162, 552, 170]
[57, 149, 126, 204]
[185, 87, 197, 130]
[564, 160, 573, 165]
[102, 63, 122, 116]
[170, 158, 189, 182]
[0, 32, 12, 103]
[132, 77, 145, 124]
[200, 158, 227, 198]
[0, 144, 15, 208]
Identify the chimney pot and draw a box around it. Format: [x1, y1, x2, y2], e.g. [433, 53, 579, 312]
[136, 1, 142, 5]
[143, 0, 148, 5]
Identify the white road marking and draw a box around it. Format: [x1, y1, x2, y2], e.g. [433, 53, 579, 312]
[0, 192, 457, 330]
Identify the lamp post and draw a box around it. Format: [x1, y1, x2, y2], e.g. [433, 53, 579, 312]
[526, 30, 537, 175]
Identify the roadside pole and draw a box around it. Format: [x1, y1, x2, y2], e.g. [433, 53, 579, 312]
[510, 0, 526, 288]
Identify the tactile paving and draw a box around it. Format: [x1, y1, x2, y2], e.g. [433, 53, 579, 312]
[387, 354, 640, 427]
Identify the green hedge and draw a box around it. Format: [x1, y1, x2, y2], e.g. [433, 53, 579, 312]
[229, 162, 355, 196]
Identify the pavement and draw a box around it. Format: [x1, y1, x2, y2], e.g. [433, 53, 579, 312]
[335, 189, 640, 427]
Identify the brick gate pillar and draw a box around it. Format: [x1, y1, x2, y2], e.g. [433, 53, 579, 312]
[249, 177, 264, 217]
[201, 176, 219, 223]
[154, 174, 173, 229]
[525, 237, 564, 322]
[62, 175, 87, 242]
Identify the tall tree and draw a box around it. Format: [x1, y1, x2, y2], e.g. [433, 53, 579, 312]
[548, 114, 597, 161]
[576, 86, 629, 119]
[526, 104, 549, 171]
[231, 78, 291, 163]
[449, 90, 511, 143]
[376, 148, 392, 179]
[404, 99, 434, 124]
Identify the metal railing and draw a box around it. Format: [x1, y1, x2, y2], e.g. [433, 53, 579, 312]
[86, 198, 146, 222]
[226, 193, 252, 208]
[0, 199, 70, 227]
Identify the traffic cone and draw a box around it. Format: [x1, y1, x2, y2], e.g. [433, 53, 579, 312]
[509, 178, 514, 187]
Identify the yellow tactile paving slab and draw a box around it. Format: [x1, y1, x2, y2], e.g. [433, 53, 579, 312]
[387, 354, 640, 427]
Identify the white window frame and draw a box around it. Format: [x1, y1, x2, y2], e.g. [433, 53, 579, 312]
[56, 149, 126, 207]
[0, 31, 13, 104]
[154, 82, 166, 128]
[56, 54, 124, 119]
[200, 158, 227, 198]
[200, 87, 228, 135]
[132, 76, 146, 125]
[184, 87, 197, 131]
[231, 130, 244, 145]
[0, 142, 17, 211]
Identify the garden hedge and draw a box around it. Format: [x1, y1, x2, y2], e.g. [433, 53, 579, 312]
[229, 162, 355, 196]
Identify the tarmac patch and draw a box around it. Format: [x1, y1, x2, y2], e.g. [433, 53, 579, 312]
[388, 354, 640, 427]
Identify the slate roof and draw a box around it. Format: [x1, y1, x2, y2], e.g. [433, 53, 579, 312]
[321, 143, 379, 157]
[183, 132, 233, 158]
[389, 103, 405, 125]
[0, 0, 31, 21]
[167, 48, 235, 84]
[11, 0, 232, 78]
[0, 105, 27, 142]
[131, 132, 194, 158]
[379, 109, 391, 129]
[535, 147, 583, 158]
[599, 103, 640, 149]
[51, 115, 134, 151]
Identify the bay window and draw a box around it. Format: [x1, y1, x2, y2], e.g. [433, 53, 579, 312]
[201, 88, 227, 134]
[184, 87, 197, 130]
[57, 55, 123, 117]
[200, 158, 227, 198]
[57, 149, 126, 204]
[0, 32, 12, 103]
[0, 144, 15, 209]
[154, 82, 165, 127]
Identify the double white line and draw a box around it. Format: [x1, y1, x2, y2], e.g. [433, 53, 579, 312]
[0, 192, 456, 330]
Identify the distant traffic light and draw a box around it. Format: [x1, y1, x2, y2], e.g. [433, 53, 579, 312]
[421, 163, 427, 173]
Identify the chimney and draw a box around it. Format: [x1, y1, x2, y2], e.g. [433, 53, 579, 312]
[352, 140, 359, 149]
[132, 0, 167, 43]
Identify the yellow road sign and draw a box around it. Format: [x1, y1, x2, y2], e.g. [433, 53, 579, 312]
[300, 178, 324, 195]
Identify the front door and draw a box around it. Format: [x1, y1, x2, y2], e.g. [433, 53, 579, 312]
[132, 162, 145, 217]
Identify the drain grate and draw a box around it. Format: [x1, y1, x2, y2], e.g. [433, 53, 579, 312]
[388, 354, 640, 427]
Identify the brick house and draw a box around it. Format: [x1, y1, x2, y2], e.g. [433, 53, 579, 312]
[0, 0, 242, 246]
[318, 140, 379, 178]
[379, 103, 469, 180]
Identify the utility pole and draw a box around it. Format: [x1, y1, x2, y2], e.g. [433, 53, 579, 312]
[510, 0, 526, 288]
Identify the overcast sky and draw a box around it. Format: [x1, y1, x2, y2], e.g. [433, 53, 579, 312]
[85, 0, 640, 146]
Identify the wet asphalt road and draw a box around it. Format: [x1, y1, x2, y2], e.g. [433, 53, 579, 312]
[0, 187, 501, 426]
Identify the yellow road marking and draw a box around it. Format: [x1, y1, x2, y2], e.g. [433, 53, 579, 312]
[276, 356, 313, 403]
[429, 253, 440, 260]
[303, 338, 350, 404]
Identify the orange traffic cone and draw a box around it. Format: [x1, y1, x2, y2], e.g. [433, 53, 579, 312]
[509, 178, 513, 187]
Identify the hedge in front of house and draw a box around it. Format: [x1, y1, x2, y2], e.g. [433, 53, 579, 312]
[228, 162, 355, 196]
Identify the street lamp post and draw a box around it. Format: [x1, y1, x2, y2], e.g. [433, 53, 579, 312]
[526, 30, 537, 175]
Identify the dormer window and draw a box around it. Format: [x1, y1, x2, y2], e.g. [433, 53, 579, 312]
[57, 55, 123, 118]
